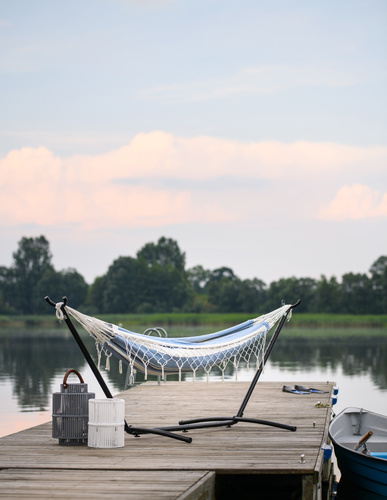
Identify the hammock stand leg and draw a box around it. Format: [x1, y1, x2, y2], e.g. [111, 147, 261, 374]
[45, 296, 192, 444]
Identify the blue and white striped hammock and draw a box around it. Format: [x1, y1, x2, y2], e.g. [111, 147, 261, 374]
[59, 303, 292, 382]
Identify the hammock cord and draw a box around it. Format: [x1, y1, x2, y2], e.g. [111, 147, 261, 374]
[62, 304, 291, 383]
[55, 302, 65, 321]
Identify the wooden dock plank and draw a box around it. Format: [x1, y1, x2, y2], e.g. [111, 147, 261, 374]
[0, 469, 214, 499]
[0, 381, 335, 499]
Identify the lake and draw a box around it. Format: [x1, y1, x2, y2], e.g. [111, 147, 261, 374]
[1, 323, 386, 439]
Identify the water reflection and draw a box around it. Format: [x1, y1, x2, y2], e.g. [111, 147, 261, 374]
[268, 334, 387, 390]
[0, 326, 386, 412]
[0, 328, 101, 411]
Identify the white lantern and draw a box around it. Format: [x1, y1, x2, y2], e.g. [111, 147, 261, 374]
[88, 398, 125, 448]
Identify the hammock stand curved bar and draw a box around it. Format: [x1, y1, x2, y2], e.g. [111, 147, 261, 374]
[45, 296, 300, 443]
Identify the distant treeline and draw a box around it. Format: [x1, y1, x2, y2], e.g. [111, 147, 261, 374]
[0, 236, 386, 315]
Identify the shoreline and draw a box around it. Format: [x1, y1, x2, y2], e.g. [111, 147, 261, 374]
[1, 312, 387, 329]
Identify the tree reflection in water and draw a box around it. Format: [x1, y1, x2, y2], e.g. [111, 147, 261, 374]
[0, 329, 102, 411]
[267, 332, 387, 390]
[0, 327, 386, 411]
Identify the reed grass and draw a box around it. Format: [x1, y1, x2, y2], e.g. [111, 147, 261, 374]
[1, 311, 386, 329]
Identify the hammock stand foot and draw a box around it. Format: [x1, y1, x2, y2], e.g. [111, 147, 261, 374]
[126, 424, 193, 443]
[132, 416, 296, 437]
[177, 416, 296, 432]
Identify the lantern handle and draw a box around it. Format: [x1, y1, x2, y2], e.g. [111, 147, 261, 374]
[63, 369, 84, 389]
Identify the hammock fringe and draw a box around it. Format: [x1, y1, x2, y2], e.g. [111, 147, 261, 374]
[63, 304, 292, 382]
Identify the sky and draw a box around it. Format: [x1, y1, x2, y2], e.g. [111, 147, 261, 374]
[0, 0, 386, 288]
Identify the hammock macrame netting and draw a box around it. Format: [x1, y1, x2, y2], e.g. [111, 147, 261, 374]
[59, 304, 293, 384]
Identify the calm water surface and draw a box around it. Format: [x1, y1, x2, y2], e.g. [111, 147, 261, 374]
[0, 324, 386, 438]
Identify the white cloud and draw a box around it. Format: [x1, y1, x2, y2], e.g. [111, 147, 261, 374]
[319, 184, 387, 221]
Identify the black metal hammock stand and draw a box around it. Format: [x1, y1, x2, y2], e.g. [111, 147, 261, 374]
[45, 296, 300, 443]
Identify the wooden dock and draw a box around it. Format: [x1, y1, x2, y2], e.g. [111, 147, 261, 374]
[0, 381, 336, 499]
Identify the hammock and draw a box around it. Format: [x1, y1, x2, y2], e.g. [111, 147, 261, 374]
[57, 303, 293, 383]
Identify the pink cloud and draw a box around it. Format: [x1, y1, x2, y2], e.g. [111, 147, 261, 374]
[1, 133, 386, 230]
[319, 184, 387, 221]
[68, 132, 386, 181]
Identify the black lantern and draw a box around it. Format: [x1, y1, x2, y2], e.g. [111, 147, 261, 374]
[52, 369, 95, 445]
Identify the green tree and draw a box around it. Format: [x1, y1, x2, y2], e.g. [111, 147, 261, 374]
[102, 256, 147, 313]
[136, 237, 191, 312]
[98, 252, 192, 313]
[86, 275, 107, 313]
[207, 278, 242, 312]
[61, 268, 88, 308]
[266, 277, 316, 312]
[187, 265, 211, 294]
[34, 267, 64, 313]
[315, 275, 341, 313]
[340, 273, 374, 314]
[35, 267, 88, 313]
[11, 236, 54, 314]
[238, 278, 267, 313]
[206, 267, 239, 311]
[142, 263, 192, 312]
[369, 256, 387, 313]
[137, 237, 186, 272]
[0, 265, 16, 313]
[207, 267, 236, 284]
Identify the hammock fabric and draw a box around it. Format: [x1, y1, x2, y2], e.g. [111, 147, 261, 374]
[57, 304, 292, 383]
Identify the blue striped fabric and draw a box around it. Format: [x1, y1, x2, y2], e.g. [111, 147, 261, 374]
[103, 320, 269, 375]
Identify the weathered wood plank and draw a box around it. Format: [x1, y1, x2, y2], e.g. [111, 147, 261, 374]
[0, 381, 335, 499]
[0, 469, 213, 499]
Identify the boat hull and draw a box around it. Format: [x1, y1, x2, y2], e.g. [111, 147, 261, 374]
[329, 407, 387, 497]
